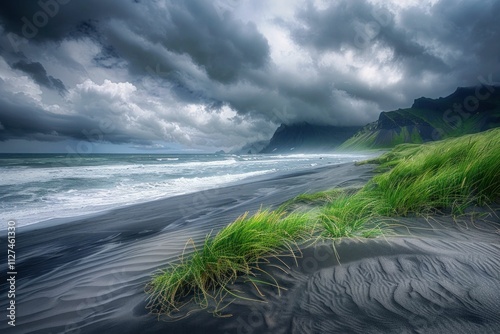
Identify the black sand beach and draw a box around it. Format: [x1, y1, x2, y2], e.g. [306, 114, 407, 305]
[1, 162, 499, 334]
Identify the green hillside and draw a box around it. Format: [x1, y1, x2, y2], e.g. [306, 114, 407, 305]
[340, 86, 500, 149]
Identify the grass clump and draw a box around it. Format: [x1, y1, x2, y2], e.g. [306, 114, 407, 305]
[278, 188, 350, 212]
[286, 189, 344, 204]
[365, 128, 500, 215]
[147, 128, 500, 317]
[318, 128, 500, 239]
[362, 143, 421, 170]
[146, 210, 313, 317]
[319, 191, 384, 238]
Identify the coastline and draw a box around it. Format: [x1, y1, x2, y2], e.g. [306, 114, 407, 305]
[1, 2, 499, 333]
[1, 153, 377, 231]
[1, 161, 499, 333]
[1, 162, 376, 333]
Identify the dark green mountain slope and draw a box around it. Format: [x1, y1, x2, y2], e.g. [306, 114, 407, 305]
[260, 123, 360, 153]
[340, 86, 500, 149]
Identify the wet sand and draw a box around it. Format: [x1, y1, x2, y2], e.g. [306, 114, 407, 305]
[1, 162, 499, 333]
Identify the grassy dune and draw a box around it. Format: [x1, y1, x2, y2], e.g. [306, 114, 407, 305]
[146, 210, 313, 316]
[146, 128, 500, 317]
[364, 127, 500, 214]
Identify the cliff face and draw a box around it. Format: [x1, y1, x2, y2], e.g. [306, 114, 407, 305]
[340, 86, 500, 149]
[260, 123, 360, 153]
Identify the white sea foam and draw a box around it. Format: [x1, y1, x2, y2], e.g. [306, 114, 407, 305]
[0, 153, 375, 230]
[0, 169, 274, 229]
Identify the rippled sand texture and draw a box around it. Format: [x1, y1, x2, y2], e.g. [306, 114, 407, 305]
[0, 163, 372, 333]
[1, 163, 499, 334]
[203, 211, 499, 334]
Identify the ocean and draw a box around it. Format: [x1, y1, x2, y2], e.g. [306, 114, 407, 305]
[0, 152, 373, 229]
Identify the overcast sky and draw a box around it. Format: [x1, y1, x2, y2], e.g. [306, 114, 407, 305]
[0, 0, 499, 153]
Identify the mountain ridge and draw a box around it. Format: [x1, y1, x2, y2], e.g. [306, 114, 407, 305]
[235, 86, 500, 154]
[260, 123, 361, 153]
[340, 85, 500, 149]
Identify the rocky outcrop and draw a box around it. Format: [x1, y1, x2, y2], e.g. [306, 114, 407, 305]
[340, 86, 500, 149]
[260, 123, 360, 153]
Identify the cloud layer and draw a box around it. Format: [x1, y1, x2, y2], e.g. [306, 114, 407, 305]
[0, 0, 498, 152]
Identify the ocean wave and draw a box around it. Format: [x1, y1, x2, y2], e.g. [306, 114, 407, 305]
[0, 169, 276, 229]
[0, 153, 373, 230]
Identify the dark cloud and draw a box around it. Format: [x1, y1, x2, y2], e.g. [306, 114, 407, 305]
[290, 1, 444, 76]
[0, 0, 135, 42]
[291, 1, 378, 51]
[278, 0, 500, 118]
[0, 93, 98, 143]
[158, 1, 270, 83]
[0, 0, 498, 151]
[0, 89, 169, 146]
[291, 0, 500, 78]
[0, 0, 270, 83]
[12, 60, 67, 94]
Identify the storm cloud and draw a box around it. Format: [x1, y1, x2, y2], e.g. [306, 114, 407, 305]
[12, 60, 67, 94]
[0, 0, 498, 152]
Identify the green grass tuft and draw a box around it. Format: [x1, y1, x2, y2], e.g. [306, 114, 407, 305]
[146, 128, 500, 317]
[319, 192, 382, 238]
[278, 188, 351, 211]
[146, 210, 313, 316]
[364, 128, 500, 215]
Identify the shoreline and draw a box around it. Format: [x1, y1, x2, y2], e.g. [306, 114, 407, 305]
[5, 161, 367, 233]
[0, 162, 376, 333]
[1, 152, 378, 231]
[1, 158, 499, 333]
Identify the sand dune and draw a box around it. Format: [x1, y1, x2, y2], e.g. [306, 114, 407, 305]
[1, 163, 499, 333]
[199, 212, 500, 334]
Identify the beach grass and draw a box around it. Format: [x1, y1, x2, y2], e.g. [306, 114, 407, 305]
[364, 127, 500, 215]
[319, 191, 386, 238]
[146, 210, 314, 316]
[147, 128, 500, 316]
[320, 128, 500, 238]
[282, 188, 345, 204]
